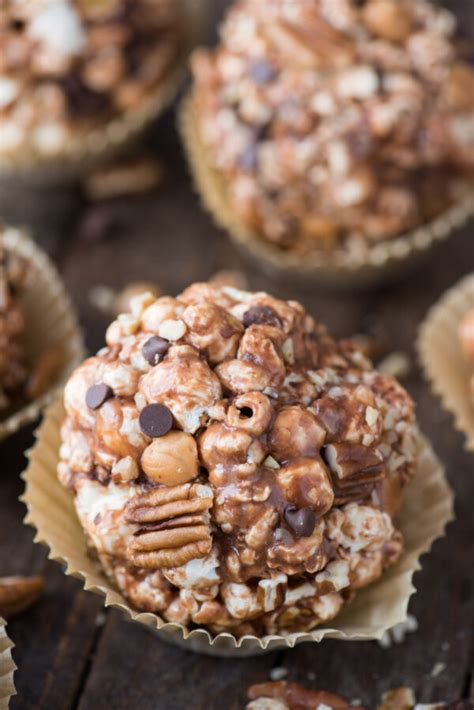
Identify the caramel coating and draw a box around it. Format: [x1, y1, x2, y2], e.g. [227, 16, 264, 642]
[59, 281, 419, 636]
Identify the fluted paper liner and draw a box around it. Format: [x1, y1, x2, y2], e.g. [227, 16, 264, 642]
[180, 96, 474, 289]
[0, 227, 84, 440]
[22, 395, 454, 657]
[0, 619, 16, 707]
[0, 1, 209, 183]
[419, 273, 474, 451]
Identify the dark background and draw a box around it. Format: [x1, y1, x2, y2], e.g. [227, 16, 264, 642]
[0, 2, 473, 708]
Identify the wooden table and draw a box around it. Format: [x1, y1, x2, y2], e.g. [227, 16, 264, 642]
[1, 3, 474, 707]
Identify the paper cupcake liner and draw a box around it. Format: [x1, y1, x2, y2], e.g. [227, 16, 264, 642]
[0, 227, 84, 440]
[22, 394, 454, 657]
[0, 1, 209, 184]
[0, 619, 16, 707]
[180, 96, 474, 290]
[418, 273, 474, 451]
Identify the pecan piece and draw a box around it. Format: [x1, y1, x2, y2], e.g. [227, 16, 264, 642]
[125, 483, 213, 568]
[0, 575, 44, 618]
[323, 443, 385, 484]
[323, 442, 385, 504]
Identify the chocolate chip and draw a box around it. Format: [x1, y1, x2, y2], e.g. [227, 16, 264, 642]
[86, 383, 113, 410]
[243, 305, 282, 328]
[139, 403, 173, 437]
[249, 59, 277, 84]
[284, 506, 316, 538]
[142, 336, 170, 365]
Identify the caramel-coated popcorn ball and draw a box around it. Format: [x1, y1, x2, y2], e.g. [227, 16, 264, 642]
[0, 234, 28, 411]
[59, 282, 420, 635]
[0, 0, 181, 158]
[190, 0, 474, 258]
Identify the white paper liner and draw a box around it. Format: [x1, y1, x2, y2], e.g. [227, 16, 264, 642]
[0, 1, 209, 182]
[0, 619, 16, 707]
[0, 227, 84, 440]
[180, 96, 474, 289]
[22, 395, 454, 656]
[418, 273, 474, 451]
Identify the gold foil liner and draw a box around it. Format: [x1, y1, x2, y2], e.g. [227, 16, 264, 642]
[180, 96, 474, 289]
[0, 227, 84, 440]
[23, 395, 454, 657]
[418, 273, 474, 451]
[0, 1, 209, 184]
[0, 618, 16, 707]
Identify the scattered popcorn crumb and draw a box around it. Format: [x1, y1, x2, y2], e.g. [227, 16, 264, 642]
[269, 667, 288, 681]
[430, 661, 446, 678]
[441, 641, 450, 652]
[95, 611, 106, 627]
[89, 285, 117, 315]
[378, 614, 418, 648]
[377, 352, 411, 379]
[263, 455, 280, 470]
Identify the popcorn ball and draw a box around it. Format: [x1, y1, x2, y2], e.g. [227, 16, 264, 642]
[59, 282, 420, 636]
[0, 0, 181, 158]
[0, 236, 28, 411]
[190, 0, 474, 258]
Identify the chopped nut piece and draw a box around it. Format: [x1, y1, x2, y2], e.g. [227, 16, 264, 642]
[0, 576, 44, 618]
[323, 442, 384, 483]
[157, 319, 187, 342]
[115, 282, 163, 316]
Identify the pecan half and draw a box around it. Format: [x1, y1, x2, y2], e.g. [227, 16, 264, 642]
[333, 481, 376, 505]
[0, 575, 44, 618]
[125, 483, 213, 568]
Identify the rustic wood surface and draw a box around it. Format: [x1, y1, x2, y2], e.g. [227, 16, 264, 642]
[1, 2, 473, 708]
